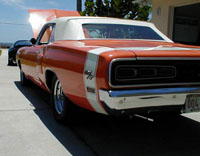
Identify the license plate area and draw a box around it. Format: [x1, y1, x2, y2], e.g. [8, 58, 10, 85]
[183, 94, 200, 113]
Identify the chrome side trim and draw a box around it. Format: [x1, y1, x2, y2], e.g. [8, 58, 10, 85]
[108, 87, 200, 97]
[109, 82, 200, 89]
[108, 58, 200, 88]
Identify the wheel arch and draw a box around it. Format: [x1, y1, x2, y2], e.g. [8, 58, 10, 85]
[45, 69, 57, 91]
[17, 59, 21, 70]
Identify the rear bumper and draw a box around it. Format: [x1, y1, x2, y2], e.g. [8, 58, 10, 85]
[99, 87, 200, 115]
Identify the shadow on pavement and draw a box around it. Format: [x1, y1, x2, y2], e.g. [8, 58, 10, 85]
[15, 81, 200, 156]
[14, 81, 96, 156]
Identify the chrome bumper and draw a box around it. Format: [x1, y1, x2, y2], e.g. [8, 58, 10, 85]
[99, 87, 200, 111]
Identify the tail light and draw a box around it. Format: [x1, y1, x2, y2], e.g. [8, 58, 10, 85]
[115, 65, 176, 81]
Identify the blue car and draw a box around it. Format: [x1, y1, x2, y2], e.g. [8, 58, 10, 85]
[8, 40, 32, 66]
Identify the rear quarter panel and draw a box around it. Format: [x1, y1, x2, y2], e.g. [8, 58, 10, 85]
[44, 44, 95, 111]
[44, 42, 137, 112]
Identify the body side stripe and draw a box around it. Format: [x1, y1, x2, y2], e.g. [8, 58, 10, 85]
[84, 47, 114, 114]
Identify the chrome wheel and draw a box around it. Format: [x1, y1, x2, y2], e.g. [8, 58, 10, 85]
[54, 79, 65, 114]
[51, 76, 77, 123]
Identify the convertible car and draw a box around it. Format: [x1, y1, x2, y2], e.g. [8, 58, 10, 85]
[17, 16, 200, 122]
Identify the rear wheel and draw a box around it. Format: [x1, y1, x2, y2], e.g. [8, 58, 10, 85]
[51, 76, 75, 123]
[20, 70, 29, 86]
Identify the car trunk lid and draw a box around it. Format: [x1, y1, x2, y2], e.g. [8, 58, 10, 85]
[81, 40, 200, 59]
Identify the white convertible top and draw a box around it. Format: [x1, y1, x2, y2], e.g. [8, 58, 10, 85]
[47, 16, 172, 42]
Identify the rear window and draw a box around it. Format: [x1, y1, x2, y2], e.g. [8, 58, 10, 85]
[82, 24, 164, 40]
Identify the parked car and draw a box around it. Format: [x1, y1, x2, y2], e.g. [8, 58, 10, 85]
[16, 17, 200, 123]
[8, 40, 32, 65]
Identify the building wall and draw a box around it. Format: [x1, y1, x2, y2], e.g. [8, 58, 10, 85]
[152, 0, 200, 38]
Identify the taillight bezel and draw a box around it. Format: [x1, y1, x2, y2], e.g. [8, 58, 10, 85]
[115, 65, 176, 81]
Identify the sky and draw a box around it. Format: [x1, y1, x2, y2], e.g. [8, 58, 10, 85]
[0, 0, 85, 43]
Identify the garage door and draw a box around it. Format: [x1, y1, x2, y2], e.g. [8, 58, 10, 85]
[173, 3, 200, 46]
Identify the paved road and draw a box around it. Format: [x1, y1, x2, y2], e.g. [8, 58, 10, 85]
[0, 49, 94, 156]
[1, 48, 200, 156]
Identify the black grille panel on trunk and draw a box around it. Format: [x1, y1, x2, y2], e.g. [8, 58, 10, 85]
[110, 60, 200, 86]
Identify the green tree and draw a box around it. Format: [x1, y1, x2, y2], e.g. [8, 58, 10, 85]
[81, 0, 151, 21]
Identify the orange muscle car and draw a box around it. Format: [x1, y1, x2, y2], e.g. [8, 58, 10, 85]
[17, 16, 200, 122]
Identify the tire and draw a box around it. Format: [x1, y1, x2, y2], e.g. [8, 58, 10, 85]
[8, 57, 13, 66]
[51, 76, 75, 123]
[20, 70, 29, 86]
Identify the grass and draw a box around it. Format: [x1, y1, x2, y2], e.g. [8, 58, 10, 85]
[0, 50, 2, 56]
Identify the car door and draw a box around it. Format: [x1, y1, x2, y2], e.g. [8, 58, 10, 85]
[34, 23, 56, 85]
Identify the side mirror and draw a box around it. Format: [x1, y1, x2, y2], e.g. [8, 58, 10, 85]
[30, 38, 36, 45]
